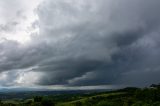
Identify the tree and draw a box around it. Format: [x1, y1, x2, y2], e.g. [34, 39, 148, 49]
[34, 96, 43, 102]
[41, 98, 55, 106]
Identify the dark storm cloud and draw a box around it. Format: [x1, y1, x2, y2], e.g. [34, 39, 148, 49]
[1, 0, 160, 87]
[36, 58, 104, 85]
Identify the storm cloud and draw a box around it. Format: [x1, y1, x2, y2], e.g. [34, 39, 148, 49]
[0, 0, 160, 88]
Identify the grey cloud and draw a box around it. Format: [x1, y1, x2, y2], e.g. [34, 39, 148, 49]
[0, 0, 160, 87]
[0, 71, 20, 86]
[0, 21, 19, 32]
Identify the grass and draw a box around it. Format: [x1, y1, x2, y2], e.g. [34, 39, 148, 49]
[56, 92, 125, 106]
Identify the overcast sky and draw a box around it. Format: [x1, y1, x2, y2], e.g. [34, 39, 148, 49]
[0, 0, 160, 89]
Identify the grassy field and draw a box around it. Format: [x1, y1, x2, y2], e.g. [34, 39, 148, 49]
[56, 92, 125, 106]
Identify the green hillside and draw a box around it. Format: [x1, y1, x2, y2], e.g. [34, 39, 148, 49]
[0, 85, 160, 106]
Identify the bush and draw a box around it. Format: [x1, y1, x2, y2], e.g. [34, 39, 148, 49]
[96, 101, 116, 106]
[34, 96, 43, 102]
[41, 98, 55, 106]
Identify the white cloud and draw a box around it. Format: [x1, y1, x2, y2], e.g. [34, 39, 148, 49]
[0, 0, 42, 44]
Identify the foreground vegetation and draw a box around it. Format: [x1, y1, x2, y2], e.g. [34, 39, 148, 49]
[0, 84, 160, 106]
